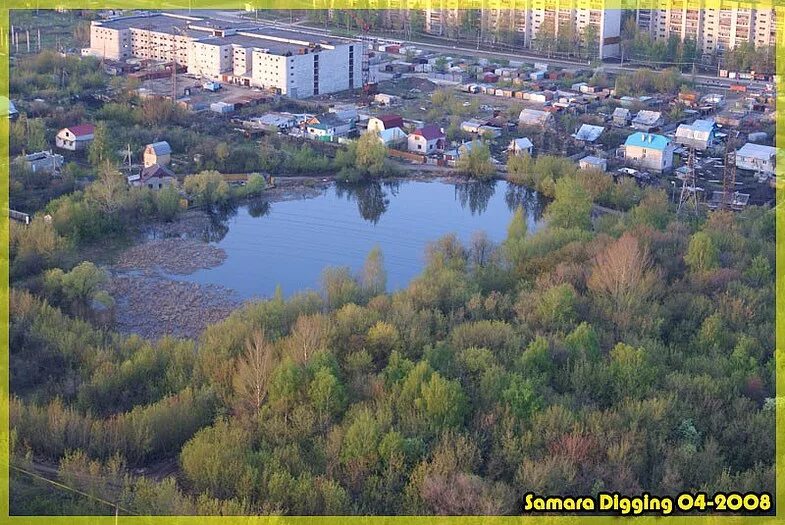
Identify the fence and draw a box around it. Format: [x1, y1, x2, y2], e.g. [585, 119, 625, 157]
[387, 149, 426, 164]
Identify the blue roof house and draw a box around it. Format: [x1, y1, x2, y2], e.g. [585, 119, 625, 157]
[624, 132, 675, 172]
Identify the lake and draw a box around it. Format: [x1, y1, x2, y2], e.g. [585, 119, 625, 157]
[175, 179, 545, 299]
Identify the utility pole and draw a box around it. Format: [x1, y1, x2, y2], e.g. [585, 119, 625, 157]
[677, 146, 699, 216]
[26, 29, 30, 53]
[721, 132, 737, 210]
[37, 28, 41, 51]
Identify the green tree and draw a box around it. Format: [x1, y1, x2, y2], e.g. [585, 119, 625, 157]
[155, 184, 181, 222]
[215, 142, 230, 169]
[416, 372, 468, 434]
[183, 171, 230, 207]
[456, 141, 494, 180]
[44, 261, 113, 310]
[88, 123, 112, 168]
[180, 419, 254, 500]
[361, 246, 387, 297]
[685, 231, 719, 273]
[355, 131, 387, 177]
[26, 118, 47, 152]
[545, 176, 593, 230]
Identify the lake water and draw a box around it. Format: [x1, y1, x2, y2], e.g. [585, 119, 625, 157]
[177, 179, 544, 299]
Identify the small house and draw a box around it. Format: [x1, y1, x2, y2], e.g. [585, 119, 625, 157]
[612, 107, 631, 127]
[736, 143, 777, 176]
[374, 93, 400, 106]
[579, 155, 607, 172]
[572, 124, 605, 143]
[377, 127, 408, 146]
[246, 112, 299, 132]
[408, 124, 445, 154]
[367, 114, 405, 133]
[306, 114, 354, 142]
[508, 138, 534, 156]
[674, 119, 716, 151]
[137, 163, 176, 190]
[210, 101, 235, 114]
[143, 141, 172, 168]
[461, 119, 488, 134]
[478, 125, 502, 138]
[56, 123, 95, 151]
[518, 108, 553, 127]
[631, 110, 663, 132]
[22, 150, 64, 175]
[623, 132, 675, 172]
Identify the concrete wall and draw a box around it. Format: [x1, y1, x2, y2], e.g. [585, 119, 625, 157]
[188, 41, 231, 78]
[625, 144, 674, 172]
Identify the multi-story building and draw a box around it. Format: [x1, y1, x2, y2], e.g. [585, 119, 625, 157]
[634, 0, 777, 55]
[417, 1, 622, 58]
[84, 12, 364, 98]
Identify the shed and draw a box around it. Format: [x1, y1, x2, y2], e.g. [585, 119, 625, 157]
[631, 110, 663, 132]
[579, 155, 607, 172]
[508, 137, 534, 156]
[572, 124, 604, 143]
[143, 141, 172, 168]
[518, 108, 552, 127]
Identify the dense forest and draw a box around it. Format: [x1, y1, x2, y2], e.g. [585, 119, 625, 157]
[10, 179, 775, 514]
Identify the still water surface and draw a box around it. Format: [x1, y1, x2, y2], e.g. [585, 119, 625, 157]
[176, 179, 545, 299]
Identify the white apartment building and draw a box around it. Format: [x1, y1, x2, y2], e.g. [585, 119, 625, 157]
[635, 1, 777, 55]
[85, 12, 363, 98]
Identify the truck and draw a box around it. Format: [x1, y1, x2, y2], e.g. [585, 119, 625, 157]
[203, 81, 222, 92]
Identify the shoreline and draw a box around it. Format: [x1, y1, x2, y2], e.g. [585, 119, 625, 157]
[104, 172, 518, 340]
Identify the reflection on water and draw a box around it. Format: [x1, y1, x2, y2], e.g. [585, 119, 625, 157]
[173, 179, 544, 299]
[335, 181, 400, 224]
[455, 181, 496, 215]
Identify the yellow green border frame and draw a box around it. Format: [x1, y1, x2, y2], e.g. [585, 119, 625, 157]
[0, 0, 783, 523]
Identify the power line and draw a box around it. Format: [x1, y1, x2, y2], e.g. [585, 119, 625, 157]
[10, 463, 139, 517]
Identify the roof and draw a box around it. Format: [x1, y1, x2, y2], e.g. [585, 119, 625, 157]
[1, 96, 17, 116]
[680, 119, 715, 133]
[580, 155, 606, 166]
[509, 137, 533, 150]
[612, 107, 630, 118]
[310, 114, 350, 128]
[462, 118, 488, 129]
[458, 141, 479, 154]
[632, 110, 662, 126]
[737, 142, 777, 160]
[625, 132, 671, 151]
[65, 123, 95, 137]
[25, 150, 60, 160]
[675, 119, 715, 141]
[518, 108, 551, 125]
[572, 124, 604, 142]
[378, 127, 407, 142]
[146, 141, 171, 155]
[257, 112, 297, 126]
[375, 114, 404, 128]
[140, 163, 175, 182]
[413, 124, 444, 140]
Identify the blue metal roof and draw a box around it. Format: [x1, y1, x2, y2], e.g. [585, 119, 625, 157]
[625, 132, 671, 151]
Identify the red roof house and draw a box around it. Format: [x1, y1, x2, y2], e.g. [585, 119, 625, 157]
[56, 123, 96, 151]
[407, 124, 445, 154]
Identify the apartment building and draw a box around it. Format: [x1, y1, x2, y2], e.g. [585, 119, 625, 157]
[635, 0, 777, 55]
[85, 12, 363, 98]
[417, 1, 621, 58]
